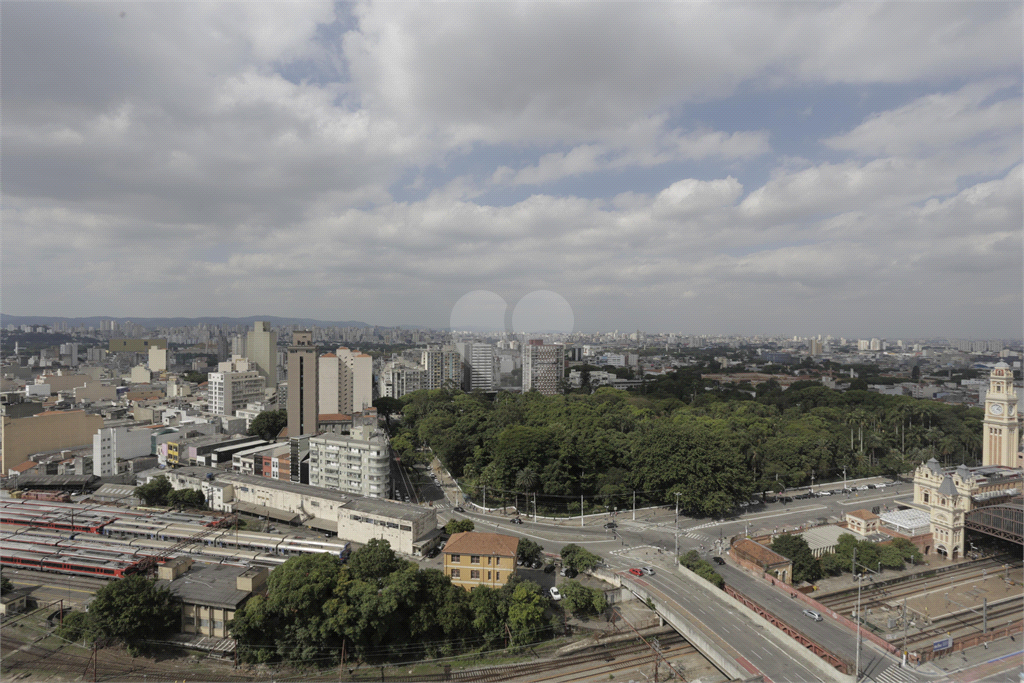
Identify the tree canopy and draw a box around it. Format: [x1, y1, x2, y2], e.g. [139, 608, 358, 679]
[560, 544, 601, 572]
[136, 475, 172, 506]
[388, 380, 983, 516]
[444, 519, 475, 534]
[248, 409, 287, 441]
[167, 488, 206, 510]
[770, 534, 822, 583]
[231, 545, 560, 665]
[88, 574, 179, 656]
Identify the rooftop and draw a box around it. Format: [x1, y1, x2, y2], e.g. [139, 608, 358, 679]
[846, 509, 879, 521]
[879, 508, 932, 534]
[732, 538, 790, 567]
[444, 531, 520, 557]
[161, 563, 256, 609]
[799, 525, 865, 552]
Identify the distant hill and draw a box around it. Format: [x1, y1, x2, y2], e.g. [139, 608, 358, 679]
[0, 314, 372, 330]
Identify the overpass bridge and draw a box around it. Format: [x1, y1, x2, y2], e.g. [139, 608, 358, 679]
[615, 567, 853, 683]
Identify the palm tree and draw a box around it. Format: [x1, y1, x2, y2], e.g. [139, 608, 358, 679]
[515, 468, 538, 516]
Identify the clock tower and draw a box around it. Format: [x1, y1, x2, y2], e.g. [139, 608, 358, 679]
[982, 362, 1020, 468]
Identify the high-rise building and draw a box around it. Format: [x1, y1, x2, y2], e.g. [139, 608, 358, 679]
[287, 331, 318, 438]
[421, 345, 462, 390]
[523, 340, 564, 395]
[456, 342, 497, 391]
[319, 347, 373, 415]
[378, 358, 426, 399]
[208, 356, 266, 416]
[246, 321, 277, 390]
[808, 339, 823, 356]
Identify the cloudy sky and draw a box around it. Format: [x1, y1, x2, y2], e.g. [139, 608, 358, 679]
[2, 2, 1021, 338]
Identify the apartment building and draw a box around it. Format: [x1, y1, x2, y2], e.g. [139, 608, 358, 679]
[207, 356, 266, 416]
[92, 426, 152, 477]
[308, 425, 390, 498]
[319, 348, 373, 415]
[378, 358, 426, 399]
[443, 532, 519, 591]
[522, 340, 565, 395]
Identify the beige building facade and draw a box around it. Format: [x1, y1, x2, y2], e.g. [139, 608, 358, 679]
[246, 321, 278, 391]
[443, 532, 519, 591]
[2, 410, 103, 474]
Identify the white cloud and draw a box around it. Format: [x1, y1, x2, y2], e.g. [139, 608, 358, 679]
[824, 80, 1021, 157]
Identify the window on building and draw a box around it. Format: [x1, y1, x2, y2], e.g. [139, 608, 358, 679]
[450, 554, 460, 563]
[487, 571, 491, 580]
[495, 572, 500, 581]
[495, 557, 501, 566]
[471, 555, 480, 564]
[451, 568, 460, 578]
[470, 570, 480, 579]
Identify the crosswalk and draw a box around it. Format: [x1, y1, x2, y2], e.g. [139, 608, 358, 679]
[870, 664, 921, 683]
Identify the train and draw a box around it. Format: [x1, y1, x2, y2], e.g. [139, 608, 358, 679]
[0, 546, 142, 579]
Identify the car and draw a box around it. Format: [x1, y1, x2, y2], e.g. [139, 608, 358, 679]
[511, 517, 524, 525]
[866, 484, 876, 489]
[544, 564, 557, 574]
[711, 556, 725, 565]
[641, 566, 655, 576]
[426, 547, 440, 558]
[857, 485, 870, 491]
[566, 568, 578, 578]
[628, 568, 644, 577]
[875, 483, 887, 489]
[803, 609, 823, 622]
[531, 560, 542, 569]
[549, 587, 561, 601]
[817, 491, 831, 497]
[780, 496, 794, 503]
[739, 501, 749, 508]
[453, 506, 464, 512]
[604, 522, 617, 529]
[516, 557, 524, 566]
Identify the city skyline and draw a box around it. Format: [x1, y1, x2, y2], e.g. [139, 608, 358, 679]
[2, 3, 1021, 337]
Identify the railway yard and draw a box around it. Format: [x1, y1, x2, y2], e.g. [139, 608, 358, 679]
[814, 555, 1024, 655]
[2, 496, 1023, 682]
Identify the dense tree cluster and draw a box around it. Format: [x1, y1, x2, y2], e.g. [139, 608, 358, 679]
[135, 476, 205, 509]
[247, 409, 287, 441]
[559, 544, 602, 572]
[679, 550, 724, 589]
[770, 534, 822, 583]
[56, 575, 178, 656]
[819, 534, 923, 577]
[444, 519, 475, 534]
[231, 540, 559, 665]
[388, 379, 983, 516]
[559, 579, 607, 617]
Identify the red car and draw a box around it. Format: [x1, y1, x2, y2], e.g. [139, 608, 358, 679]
[628, 568, 643, 577]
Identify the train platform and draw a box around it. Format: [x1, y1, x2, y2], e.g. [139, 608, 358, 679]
[919, 637, 1022, 681]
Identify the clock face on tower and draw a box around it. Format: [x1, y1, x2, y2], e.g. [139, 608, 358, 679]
[990, 403, 1004, 415]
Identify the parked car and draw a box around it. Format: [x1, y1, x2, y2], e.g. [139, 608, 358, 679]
[517, 557, 524, 566]
[780, 496, 794, 503]
[874, 483, 887, 489]
[426, 547, 440, 558]
[531, 560, 542, 569]
[511, 517, 524, 525]
[712, 556, 725, 565]
[544, 564, 557, 574]
[803, 609, 823, 622]
[604, 522, 617, 529]
[866, 484, 876, 489]
[628, 568, 644, 577]
[453, 506, 464, 512]
[739, 501, 750, 508]
[549, 587, 561, 601]
[642, 566, 655, 576]
[857, 485, 870, 491]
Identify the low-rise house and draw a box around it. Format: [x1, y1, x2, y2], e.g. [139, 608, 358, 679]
[443, 532, 519, 591]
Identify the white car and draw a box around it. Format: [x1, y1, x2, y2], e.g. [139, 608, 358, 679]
[875, 483, 887, 489]
[642, 566, 655, 576]
[857, 485, 870, 491]
[549, 587, 561, 601]
[803, 609, 823, 622]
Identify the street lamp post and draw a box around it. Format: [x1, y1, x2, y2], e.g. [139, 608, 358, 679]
[674, 492, 682, 557]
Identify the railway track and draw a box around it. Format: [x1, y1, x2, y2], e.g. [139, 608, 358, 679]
[818, 557, 1020, 613]
[315, 633, 692, 682]
[907, 603, 1022, 647]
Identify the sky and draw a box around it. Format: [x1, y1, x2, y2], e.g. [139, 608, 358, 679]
[2, 2, 1022, 338]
